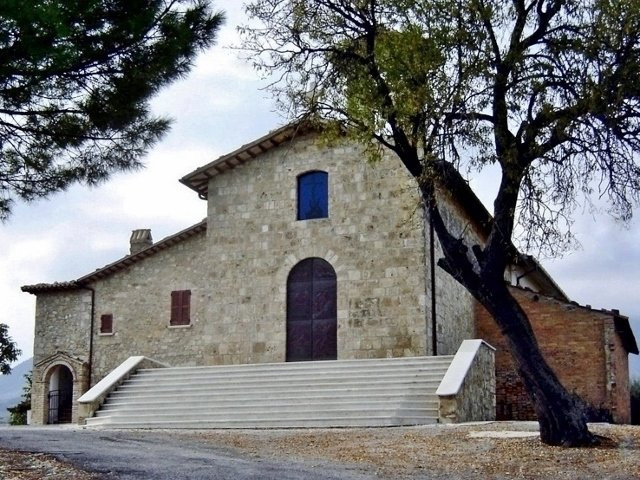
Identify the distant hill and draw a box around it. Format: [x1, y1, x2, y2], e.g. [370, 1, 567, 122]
[0, 357, 32, 423]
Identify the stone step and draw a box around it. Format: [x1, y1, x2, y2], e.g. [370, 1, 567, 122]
[112, 380, 443, 397]
[134, 356, 454, 376]
[86, 356, 452, 429]
[93, 406, 437, 421]
[107, 385, 438, 403]
[118, 371, 445, 390]
[102, 393, 437, 409]
[130, 366, 449, 383]
[97, 399, 437, 415]
[85, 415, 438, 429]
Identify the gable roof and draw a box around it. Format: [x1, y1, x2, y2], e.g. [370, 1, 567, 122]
[22, 220, 207, 294]
[615, 313, 639, 354]
[180, 122, 316, 198]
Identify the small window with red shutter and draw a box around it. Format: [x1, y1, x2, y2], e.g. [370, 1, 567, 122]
[100, 314, 113, 334]
[170, 290, 191, 326]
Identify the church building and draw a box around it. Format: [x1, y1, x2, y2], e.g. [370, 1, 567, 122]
[22, 123, 637, 426]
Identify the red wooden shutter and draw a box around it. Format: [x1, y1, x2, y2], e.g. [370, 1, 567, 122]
[170, 290, 191, 325]
[181, 290, 191, 325]
[170, 291, 181, 325]
[100, 314, 113, 333]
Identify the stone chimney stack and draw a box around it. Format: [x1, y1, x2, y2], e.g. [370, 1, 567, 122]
[130, 229, 153, 255]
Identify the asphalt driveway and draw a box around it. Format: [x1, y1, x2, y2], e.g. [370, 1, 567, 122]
[0, 426, 373, 480]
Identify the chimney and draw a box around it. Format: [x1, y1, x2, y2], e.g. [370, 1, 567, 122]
[130, 229, 153, 255]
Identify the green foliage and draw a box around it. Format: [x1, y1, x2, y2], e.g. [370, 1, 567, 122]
[7, 371, 31, 426]
[0, 323, 20, 374]
[0, 0, 224, 220]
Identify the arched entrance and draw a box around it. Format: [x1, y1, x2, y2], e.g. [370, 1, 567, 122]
[286, 257, 337, 361]
[47, 365, 74, 424]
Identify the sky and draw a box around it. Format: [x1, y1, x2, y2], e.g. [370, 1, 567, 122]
[1, 1, 638, 378]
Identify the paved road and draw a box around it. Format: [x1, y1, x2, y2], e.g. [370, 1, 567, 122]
[0, 426, 374, 480]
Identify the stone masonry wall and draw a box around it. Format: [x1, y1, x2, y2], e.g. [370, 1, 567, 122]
[605, 319, 631, 422]
[31, 355, 88, 425]
[438, 340, 496, 423]
[431, 192, 486, 355]
[90, 231, 208, 381]
[475, 287, 631, 423]
[205, 133, 431, 363]
[31, 291, 92, 424]
[33, 290, 93, 364]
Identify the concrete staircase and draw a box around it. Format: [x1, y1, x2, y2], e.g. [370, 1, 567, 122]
[84, 356, 453, 428]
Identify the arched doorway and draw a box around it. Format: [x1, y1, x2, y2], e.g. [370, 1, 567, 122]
[286, 258, 337, 361]
[47, 365, 73, 424]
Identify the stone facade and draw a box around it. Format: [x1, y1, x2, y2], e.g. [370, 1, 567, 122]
[33, 290, 92, 362]
[203, 134, 431, 363]
[432, 193, 486, 355]
[25, 130, 478, 424]
[30, 291, 92, 425]
[90, 230, 209, 380]
[475, 287, 633, 423]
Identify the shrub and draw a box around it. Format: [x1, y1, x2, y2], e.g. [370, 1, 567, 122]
[631, 377, 640, 425]
[7, 372, 31, 425]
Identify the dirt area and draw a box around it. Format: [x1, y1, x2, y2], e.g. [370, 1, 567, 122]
[1, 422, 639, 479]
[0, 448, 100, 480]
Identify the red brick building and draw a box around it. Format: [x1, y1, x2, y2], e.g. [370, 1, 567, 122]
[476, 286, 637, 423]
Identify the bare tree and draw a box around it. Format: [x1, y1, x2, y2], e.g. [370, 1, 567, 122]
[242, 0, 640, 446]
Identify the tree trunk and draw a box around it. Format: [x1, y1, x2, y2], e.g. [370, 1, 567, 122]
[479, 280, 599, 447]
[419, 174, 598, 447]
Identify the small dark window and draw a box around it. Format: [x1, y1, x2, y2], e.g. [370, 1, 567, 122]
[170, 290, 191, 326]
[100, 314, 113, 334]
[297, 171, 328, 220]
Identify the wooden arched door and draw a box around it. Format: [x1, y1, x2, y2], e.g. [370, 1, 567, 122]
[286, 258, 337, 361]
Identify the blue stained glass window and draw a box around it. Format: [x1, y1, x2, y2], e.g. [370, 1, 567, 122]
[297, 171, 328, 220]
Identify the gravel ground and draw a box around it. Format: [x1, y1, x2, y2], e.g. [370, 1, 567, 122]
[182, 422, 640, 479]
[1, 422, 639, 479]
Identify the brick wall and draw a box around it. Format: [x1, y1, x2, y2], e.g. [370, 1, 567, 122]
[475, 287, 631, 423]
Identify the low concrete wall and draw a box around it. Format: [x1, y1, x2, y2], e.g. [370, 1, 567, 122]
[77, 356, 168, 424]
[436, 339, 496, 423]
